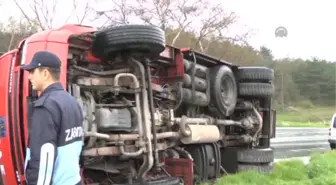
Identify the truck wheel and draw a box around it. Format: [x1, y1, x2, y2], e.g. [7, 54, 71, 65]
[220, 147, 239, 174]
[209, 65, 237, 117]
[92, 25, 166, 60]
[113, 177, 181, 185]
[330, 143, 336, 150]
[237, 67, 274, 82]
[238, 83, 274, 97]
[237, 148, 274, 163]
[185, 143, 221, 183]
[237, 164, 273, 173]
[237, 148, 274, 174]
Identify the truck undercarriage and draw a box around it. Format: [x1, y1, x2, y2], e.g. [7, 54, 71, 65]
[0, 24, 276, 185]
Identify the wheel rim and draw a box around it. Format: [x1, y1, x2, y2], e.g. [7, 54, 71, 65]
[220, 75, 235, 106]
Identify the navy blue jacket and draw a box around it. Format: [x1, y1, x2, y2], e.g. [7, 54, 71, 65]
[24, 82, 83, 185]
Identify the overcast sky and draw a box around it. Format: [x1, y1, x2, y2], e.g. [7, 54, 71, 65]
[1, 0, 335, 61]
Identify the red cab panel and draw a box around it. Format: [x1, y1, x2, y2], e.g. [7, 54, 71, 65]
[0, 24, 97, 185]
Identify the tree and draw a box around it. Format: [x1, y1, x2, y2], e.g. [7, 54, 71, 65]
[12, 0, 96, 30]
[96, 0, 250, 50]
[259, 46, 274, 61]
[0, 16, 39, 51]
[6, 0, 334, 108]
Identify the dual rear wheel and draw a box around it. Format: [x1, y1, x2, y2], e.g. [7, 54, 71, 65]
[185, 144, 274, 184]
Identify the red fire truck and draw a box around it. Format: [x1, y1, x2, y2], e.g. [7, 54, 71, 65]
[0, 24, 276, 185]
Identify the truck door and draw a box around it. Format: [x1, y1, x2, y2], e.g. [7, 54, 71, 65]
[15, 39, 39, 185]
[12, 51, 27, 185]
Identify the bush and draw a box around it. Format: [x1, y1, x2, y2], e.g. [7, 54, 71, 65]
[297, 100, 315, 109]
[210, 151, 336, 185]
[270, 160, 308, 181]
[307, 151, 336, 179]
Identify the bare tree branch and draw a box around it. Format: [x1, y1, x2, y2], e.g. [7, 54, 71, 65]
[9, 0, 250, 51]
[95, 0, 134, 27]
[13, 0, 94, 30]
[11, 0, 37, 29]
[168, 0, 196, 45]
[30, 0, 47, 30]
[72, 0, 92, 24]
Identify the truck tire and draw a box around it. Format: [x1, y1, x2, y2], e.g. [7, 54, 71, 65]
[330, 143, 336, 150]
[92, 25, 165, 60]
[237, 148, 274, 163]
[238, 83, 274, 97]
[237, 164, 273, 173]
[113, 177, 181, 185]
[209, 65, 237, 117]
[237, 148, 274, 174]
[237, 67, 274, 82]
[185, 143, 221, 182]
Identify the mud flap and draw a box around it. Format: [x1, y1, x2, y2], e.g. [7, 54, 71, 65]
[165, 158, 193, 185]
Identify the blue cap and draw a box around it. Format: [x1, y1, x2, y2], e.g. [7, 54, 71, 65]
[21, 51, 61, 71]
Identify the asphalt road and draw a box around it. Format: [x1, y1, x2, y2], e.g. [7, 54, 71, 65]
[274, 156, 311, 165]
[271, 127, 330, 159]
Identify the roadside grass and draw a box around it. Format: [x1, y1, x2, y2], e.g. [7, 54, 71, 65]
[276, 121, 329, 128]
[207, 150, 336, 185]
[276, 106, 335, 128]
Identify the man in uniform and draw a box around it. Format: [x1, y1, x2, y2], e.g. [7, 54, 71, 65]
[21, 51, 84, 185]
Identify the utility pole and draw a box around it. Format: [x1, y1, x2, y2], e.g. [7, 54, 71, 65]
[281, 72, 285, 111]
[275, 26, 288, 111]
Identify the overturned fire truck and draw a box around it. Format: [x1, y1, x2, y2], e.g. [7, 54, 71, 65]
[0, 24, 276, 185]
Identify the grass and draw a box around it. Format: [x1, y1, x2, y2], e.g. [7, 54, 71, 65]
[207, 150, 336, 185]
[276, 106, 335, 128]
[276, 121, 329, 128]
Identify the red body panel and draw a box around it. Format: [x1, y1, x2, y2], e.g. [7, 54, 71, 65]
[152, 46, 184, 85]
[0, 51, 20, 185]
[0, 24, 96, 185]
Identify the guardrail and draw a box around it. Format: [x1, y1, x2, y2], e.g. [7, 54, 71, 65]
[271, 127, 330, 158]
